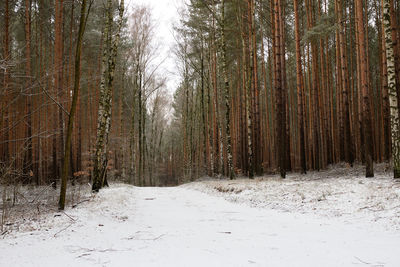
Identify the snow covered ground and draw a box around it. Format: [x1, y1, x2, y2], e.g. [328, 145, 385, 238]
[1, 166, 400, 266]
[184, 164, 400, 231]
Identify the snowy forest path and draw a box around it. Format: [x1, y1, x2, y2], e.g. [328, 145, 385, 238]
[1, 184, 400, 266]
[132, 186, 400, 266]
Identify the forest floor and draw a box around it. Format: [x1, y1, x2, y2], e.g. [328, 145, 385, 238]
[1, 165, 400, 266]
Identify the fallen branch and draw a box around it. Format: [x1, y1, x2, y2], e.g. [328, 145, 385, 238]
[62, 211, 76, 222]
[72, 198, 91, 208]
[73, 247, 130, 257]
[354, 256, 371, 265]
[123, 233, 165, 241]
[30, 184, 56, 204]
[54, 222, 74, 237]
[76, 253, 91, 258]
[152, 234, 165, 240]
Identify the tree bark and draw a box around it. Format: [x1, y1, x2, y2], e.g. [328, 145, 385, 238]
[337, 0, 354, 165]
[294, 0, 306, 174]
[92, 0, 125, 191]
[2, 0, 10, 164]
[356, 0, 374, 177]
[274, 0, 286, 178]
[59, 0, 89, 210]
[23, 0, 33, 183]
[221, 0, 235, 180]
[383, 0, 400, 178]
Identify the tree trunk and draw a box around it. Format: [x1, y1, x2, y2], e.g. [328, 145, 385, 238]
[221, 0, 235, 180]
[274, 0, 286, 178]
[59, 0, 89, 210]
[92, 0, 125, 191]
[23, 0, 33, 183]
[294, 0, 306, 174]
[383, 0, 400, 178]
[2, 0, 10, 164]
[337, 0, 354, 165]
[55, 0, 65, 182]
[356, 0, 374, 177]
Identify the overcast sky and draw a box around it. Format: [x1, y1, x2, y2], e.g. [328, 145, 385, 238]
[125, 0, 185, 95]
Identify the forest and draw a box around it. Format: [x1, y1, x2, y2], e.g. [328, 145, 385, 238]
[171, 0, 400, 182]
[0, 0, 400, 208]
[1, 1, 400, 265]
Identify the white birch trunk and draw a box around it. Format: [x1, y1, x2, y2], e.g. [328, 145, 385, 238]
[92, 0, 125, 191]
[383, 0, 400, 178]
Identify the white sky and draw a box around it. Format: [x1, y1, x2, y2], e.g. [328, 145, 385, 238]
[125, 0, 185, 96]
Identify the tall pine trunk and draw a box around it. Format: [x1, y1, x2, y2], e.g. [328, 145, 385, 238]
[274, 0, 287, 178]
[337, 0, 354, 165]
[23, 0, 33, 182]
[356, 0, 374, 177]
[293, 0, 306, 174]
[2, 0, 10, 164]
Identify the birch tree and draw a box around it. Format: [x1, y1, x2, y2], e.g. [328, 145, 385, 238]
[382, 0, 400, 178]
[92, 0, 125, 192]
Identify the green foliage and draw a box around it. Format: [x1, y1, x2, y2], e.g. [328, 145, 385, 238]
[302, 13, 337, 44]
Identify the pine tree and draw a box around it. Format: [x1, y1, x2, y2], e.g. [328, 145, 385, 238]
[356, 0, 374, 177]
